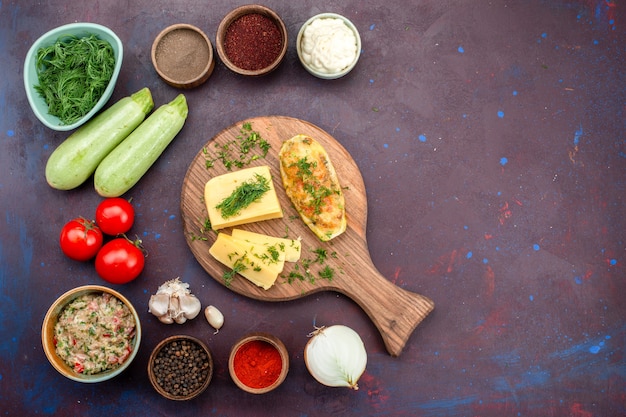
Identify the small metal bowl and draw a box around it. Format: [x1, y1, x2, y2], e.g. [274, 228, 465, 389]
[148, 335, 214, 401]
[228, 332, 289, 394]
[297, 13, 361, 79]
[23, 22, 123, 131]
[41, 285, 141, 383]
[152, 23, 215, 89]
[216, 5, 288, 76]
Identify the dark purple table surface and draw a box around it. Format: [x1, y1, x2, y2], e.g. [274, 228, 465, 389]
[1, 1, 624, 416]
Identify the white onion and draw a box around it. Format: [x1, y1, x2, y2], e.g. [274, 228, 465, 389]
[304, 325, 367, 390]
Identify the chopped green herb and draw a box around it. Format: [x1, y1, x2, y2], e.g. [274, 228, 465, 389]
[318, 265, 335, 281]
[253, 244, 281, 265]
[35, 34, 116, 125]
[190, 217, 212, 241]
[295, 157, 315, 177]
[204, 122, 271, 170]
[312, 248, 328, 263]
[215, 173, 270, 219]
[223, 256, 248, 286]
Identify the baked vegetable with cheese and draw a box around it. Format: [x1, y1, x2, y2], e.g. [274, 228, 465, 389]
[278, 134, 346, 241]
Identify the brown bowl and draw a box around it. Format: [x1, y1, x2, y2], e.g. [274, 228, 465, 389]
[148, 335, 214, 400]
[41, 285, 141, 383]
[215, 5, 288, 76]
[152, 23, 215, 89]
[228, 332, 289, 394]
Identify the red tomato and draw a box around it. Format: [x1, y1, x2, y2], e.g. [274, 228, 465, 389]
[95, 198, 135, 236]
[59, 218, 103, 261]
[95, 237, 145, 284]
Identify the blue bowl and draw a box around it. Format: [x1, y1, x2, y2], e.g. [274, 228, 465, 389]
[24, 23, 123, 131]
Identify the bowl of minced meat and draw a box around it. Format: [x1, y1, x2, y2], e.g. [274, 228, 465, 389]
[42, 285, 141, 383]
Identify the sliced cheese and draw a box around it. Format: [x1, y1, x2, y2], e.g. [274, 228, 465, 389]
[204, 165, 283, 230]
[231, 229, 302, 263]
[209, 232, 285, 290]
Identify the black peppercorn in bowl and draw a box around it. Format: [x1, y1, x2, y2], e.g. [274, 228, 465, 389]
[215, 4, 288, 76]
[148, 335, 214, 400]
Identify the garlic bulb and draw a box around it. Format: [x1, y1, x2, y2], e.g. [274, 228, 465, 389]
[204, 305, 224, 334]
[304, 325, 367, 390]
[148, 278, 201, 324]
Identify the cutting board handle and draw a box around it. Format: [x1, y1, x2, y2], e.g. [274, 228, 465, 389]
[336, 263, 435, 357]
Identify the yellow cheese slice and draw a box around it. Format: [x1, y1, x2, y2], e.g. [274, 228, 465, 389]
[231, 228, 302, 263]
[209, 232, 285, 290]
[204, 165, 283, 230]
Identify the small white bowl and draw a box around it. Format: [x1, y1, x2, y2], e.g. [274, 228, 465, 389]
[297, 13, 361, 80]
[41, 285, 141, 383]
[24, 23, 123, 131]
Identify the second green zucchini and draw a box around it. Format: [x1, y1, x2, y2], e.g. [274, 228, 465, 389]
[94, 94, 188, 197]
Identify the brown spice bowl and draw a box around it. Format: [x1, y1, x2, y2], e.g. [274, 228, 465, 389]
[228, 332, 289, 394]
[41, 285, 141, 383]
[151, 23, 215, 89]
[148, 335, 214, 400]
[215, 5, 288, 76]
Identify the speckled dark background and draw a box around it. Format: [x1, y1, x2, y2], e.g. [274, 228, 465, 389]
[1, 1, 624, 416]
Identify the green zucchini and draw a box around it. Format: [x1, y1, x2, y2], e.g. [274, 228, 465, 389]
[94, 94, 188, 197]
[45, 88, 154, 190]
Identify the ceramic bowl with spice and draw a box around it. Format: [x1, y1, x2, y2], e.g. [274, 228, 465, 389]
[216, 5, 288, 76]
[24, 22, 123, 131]
[297, 13, 361, 79]
[41, 285, 141, 383]
[148, 335, 214, 400]
[228, 332, 289, 394]
[152, 23, 215, 89]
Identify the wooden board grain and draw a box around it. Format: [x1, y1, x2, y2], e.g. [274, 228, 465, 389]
[180, 116, 434, 356]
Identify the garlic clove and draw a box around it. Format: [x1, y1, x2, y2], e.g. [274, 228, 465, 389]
[174, 314, 187, 324]
[168, 296, 181, 319]
[204, 305, 224, 334]
[148, 294, 171, 317]
[179, 294, 201, 320]
[159, 315, 174, 324]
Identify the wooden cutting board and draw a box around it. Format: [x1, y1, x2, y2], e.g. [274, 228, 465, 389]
[180, 116, 434, 356]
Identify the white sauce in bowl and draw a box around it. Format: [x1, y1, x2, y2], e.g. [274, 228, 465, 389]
[300, 17, 358, 74]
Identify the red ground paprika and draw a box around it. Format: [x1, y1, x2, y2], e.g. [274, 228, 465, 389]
[233, 339, 282, 389]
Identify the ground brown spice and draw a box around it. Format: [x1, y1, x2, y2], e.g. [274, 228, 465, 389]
[155, 28, 210, 81]
[224, 13, 283, 71]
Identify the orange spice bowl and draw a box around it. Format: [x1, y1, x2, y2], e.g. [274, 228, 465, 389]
[228, 332, 289, 394]
[215, 5, 288, 76]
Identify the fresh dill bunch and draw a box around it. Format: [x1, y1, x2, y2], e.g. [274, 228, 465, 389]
[215, 173, 271, 219]
[34, 34, 115, 125]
